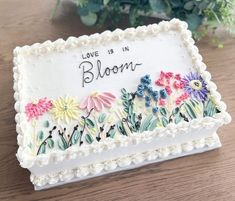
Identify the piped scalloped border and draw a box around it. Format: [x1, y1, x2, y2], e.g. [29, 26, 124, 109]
[30, 134, 220, 188]
[13, 18, 231, 170]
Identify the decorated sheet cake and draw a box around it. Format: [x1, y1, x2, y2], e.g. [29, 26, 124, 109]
[13, 19, 231, 190]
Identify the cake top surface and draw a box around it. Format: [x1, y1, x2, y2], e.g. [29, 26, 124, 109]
[13, 19, 231, 169]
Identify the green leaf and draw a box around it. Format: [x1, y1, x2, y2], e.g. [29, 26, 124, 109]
[98, 113, 106, 124]
[160, 107, 167, 116]
[117, 121, 127, 136]
[185, 13, 203, 31]
[77, 6, 89, 16]
[121, 88, 127, 94]
[43, 120, 50, 128]
[129, 6, 138, 26]
[140, 115, 154, 132]
[80, 12, 97, 26]
[86, 2, 102, 13]
[148, 118, 157, 131]
[58, 136, 68, 150]
[103, 0, 110, 5]
[71, 130, 81, 145]
[174, 114, 182, 124]
[109, 129, 116, 138]
[37, 131, 44, 141]
[204, 99, 217, 117]
[149, 0, 167, 13]
[172, 107, 180, 115]
[47, 138, 54, 149]
[27, 142, 32, 149]
[85, 118, 95, 128]
[184, 1, 194, 11]
[38, 143, 46, 154]
[85, 134, 94, 144]
[185, 102, 197, 119]
[161, 117, 168, 127]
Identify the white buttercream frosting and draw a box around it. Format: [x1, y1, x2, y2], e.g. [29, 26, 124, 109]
[30, 135, 220, 187]
[13, 18, 231, 171]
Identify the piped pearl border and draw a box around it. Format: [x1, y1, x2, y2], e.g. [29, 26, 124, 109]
[13, 19, 231, 169]
[30, 134, 220, 188]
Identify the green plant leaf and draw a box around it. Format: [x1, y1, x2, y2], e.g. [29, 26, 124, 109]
[85, 134, 94, 144]
[103, 0, 110, 5]
[172, 107, 180, 115]
[43, 120, 50, 128]
[174, 114, 182, 124]
[38, 143, 46, 154]
[98, 113, 106, 124]
[37, 131, 44, 141]
[184, 102, 197, 119]
[129, 6, 138, 26]
[117, 121, 127, 136]
[148, 118, 157, 131]
[71, 130, 81, 145]
[160, 107, 167, 116]
[58, 136, 68, 150]
[86, 2, 102, 13]
[149, 0, 167, 13]
[77, 6, 89, 16]
[161, 116, 168, 127]
[109, 129, 116, 138]
[80, 12, 97, 26]
[47, 138, 54, 149]
[140, 115, 154, 132]
[185, 13, 203, 31]
[203, 99, 217, 117]
[85, 118, 95, 128]
[184, 1, 194, 10]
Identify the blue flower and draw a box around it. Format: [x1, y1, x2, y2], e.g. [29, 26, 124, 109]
[160, 89, 167, 99]
[145, 96, 151, 102]
[147, 86, 153, 94]
[140, 74, 151, 85]
[152, 91, 158, 100]
[145, 101, 151, 107]
[152, 107, 158, 113]
[136, 90, 144, 97]
[137, 84, 145, 91]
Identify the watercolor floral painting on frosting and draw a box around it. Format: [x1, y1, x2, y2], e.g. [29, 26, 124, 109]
[24, 71, 220, 156]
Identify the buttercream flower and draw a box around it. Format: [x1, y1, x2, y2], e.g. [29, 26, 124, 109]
[183, 72, 209, 102]
[51, 97, 79, 123]
[25, 97, 52, 121]
[80, 92, 116, 112]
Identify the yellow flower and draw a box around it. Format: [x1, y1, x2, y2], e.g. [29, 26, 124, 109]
[51, 97, 79, 123]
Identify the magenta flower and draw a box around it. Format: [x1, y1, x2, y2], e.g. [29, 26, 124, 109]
[80, 92, 116, 112]
[25, 97, 53, 121]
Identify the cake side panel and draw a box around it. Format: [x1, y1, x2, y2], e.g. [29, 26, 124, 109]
[32, 133, 221, 190]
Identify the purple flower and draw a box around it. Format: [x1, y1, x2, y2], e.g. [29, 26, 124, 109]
[183, 72, 209, 102]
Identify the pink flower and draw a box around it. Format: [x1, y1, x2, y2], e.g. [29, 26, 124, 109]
[25, 98, 52, 121]
[175, 92, 189, 105]
[80, 92, 116, 112]
[165, 86, 172, 95]
[173, 80, 185, 89]
[159, 98, 166, 106]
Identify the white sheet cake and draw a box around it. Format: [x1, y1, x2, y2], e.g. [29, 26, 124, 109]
[13, 19, 231, 190]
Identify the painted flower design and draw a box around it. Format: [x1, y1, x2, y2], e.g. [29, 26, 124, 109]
[80, 92, 116, 112]
[51, 97, 79, 123]
[183, 72, 209, 102]
[25, 97, 52, 121]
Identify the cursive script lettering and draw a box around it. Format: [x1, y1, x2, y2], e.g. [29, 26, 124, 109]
[78, 59, 142, 87]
